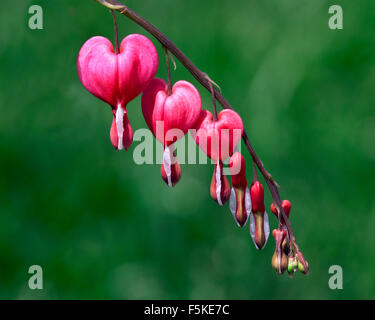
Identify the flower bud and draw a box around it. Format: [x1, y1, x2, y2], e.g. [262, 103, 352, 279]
[161, 145, 181, 187]
[287, 257, 294, 274]
[287, 256, 298, 277]
[251, 181, 265, 212]
[271, 200, 292, 254]
[270, 200, 291, 227]
[249, 181, 270, 250]
[228, 152, 251, 227]
[296, 251, 309, 275]
[271, 229, 288, 274]
[210, 161, 230, 206]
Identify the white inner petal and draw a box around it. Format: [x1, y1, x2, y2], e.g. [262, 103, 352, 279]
[245, 187, 252, 215]
[163, 146, 172, 187]
[229, 187, 240, 226]
[277, 245, 282, 274]
[263, 211, 270, 248]
[215, 162, 223, 206]
[229, 187, 236, 215]
[116, 104, 124, 150]
[249, 213, 257, 248]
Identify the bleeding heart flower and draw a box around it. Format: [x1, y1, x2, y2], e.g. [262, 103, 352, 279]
[271, 228, 288, 275]
[192, 109, 243, 206]
[229, 152, 251, 227]
[142, 78, 202, 145]
[192, 109, 244, 162]
[249, 180, 270, 250]
[141, 78, 202, 186]
[77, 34, 158, 150]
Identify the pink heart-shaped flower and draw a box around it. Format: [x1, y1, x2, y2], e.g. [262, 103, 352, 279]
[77, 34, 158, 150]
[141, 78, 202, 146]
[192, 109, 244, 162]
[141, 78, 201, 187]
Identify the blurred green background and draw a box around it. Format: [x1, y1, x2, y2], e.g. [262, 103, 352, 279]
[0, 0, 374, 299]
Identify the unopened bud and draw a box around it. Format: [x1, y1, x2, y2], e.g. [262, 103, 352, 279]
[271, 229, 288, 275]
[229, 187, 251, 227]
[229, 152, 250, 227]
[296, 251, 309, 275]
[270, 200, 291, 227]
[210, 161, 230, 206]
[287, 257, 294, 274]
[251, 181, 265, 212]
[288, 256, 298, 276]
[249, 181, 270, 250]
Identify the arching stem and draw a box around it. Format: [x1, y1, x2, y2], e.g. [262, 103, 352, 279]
[95, 0, 304, 259]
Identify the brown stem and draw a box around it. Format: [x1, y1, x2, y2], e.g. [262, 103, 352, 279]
[111, 9, 120, 54]
[95, 0, 302, 256]
[252, 161, 258, 182]
[163, 46, 172, 95]
[207, 77, 218, 121]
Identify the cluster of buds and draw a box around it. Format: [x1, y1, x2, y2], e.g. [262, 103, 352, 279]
[271, 201, 309, 276]
[285, 250, 309, 277]
[226, 152, 308, 277]
[77, 24, 309, 276]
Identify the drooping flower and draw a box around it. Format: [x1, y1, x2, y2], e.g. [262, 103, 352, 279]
[77, 34, 158, 150]
[249, 180, 270, 250]
[229, 152, 251, 227]
[193, 110, 244, 162]
[141, 78, 202, 186]
[192, 109, 244, 206]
